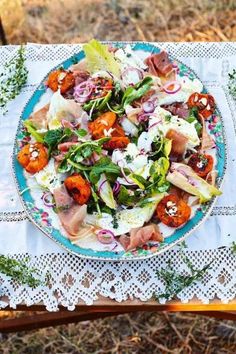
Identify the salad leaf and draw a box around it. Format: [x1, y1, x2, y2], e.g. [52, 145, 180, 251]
[89, 157, 121, 184]
[186, 107, 202, 135]
[74, 128, 87, 138]
[117, 185, 139, 206]
[129, 173, 149, 190]
[83, 39, 120, 77]
[166, 162, 222, 203]
[83, 90, 112, 112]
[43, 127, 73, 155]
[58, 138, 109, 174]
[151, 136, 172, 159]
[97, 174, 117, 209]
[23, 120, 45, 143]
[148, 157, 170, 193]
[121, 76, 153, 108]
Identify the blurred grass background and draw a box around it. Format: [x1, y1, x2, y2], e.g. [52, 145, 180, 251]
[0, 1, 236, 353]
[0, 0, 236, 44]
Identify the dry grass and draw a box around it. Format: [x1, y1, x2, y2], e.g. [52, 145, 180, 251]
[0, 312, 236, 353]
[2, 0, 236, 44]
[1, 1, 236, 353]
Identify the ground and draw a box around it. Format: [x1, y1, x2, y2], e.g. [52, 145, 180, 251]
[0, 0, 236, 353]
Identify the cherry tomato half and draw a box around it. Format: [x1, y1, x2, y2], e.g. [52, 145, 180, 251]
[156, 194, 191, 228]
[188, 153, 213, 178]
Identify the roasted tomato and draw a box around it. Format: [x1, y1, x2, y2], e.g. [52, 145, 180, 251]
[90, 77, 113, 99]
[111, 122, 126, 137]
[103, 136, 130, 150]
[188, 153, 213, 178]
[187, 92, 215, 119]
[47, 69, 75, 94]
[88, 111, 116, 139]
[17, 143, 48, 174]
[156, 194, 191, 228]
[64, 174, 91, 205]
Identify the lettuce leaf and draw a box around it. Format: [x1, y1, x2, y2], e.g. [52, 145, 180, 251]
[83, 39, 120, 77]
[166, 162, 222, 203]
[24, 120, 44, 143]
[97, 173, 117, 209]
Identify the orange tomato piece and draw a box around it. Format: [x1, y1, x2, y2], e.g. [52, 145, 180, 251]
[188, 153, 213, 178]
[88, 111, 117, 139]
[187, 92, 215, 119]
[17, 143, 48, 174]
[103, 136, 130, 150]
[64, 174, 91, 205]
[111, 122, 126, 137]
[156, 194, 191, 228]
[47, 69, 75, 94]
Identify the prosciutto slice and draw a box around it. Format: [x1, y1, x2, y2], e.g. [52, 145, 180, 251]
[119, 224, 163, 251]
[161, 103, 189, 119]
[53, 184, 87, 236]
[29, 104, 49, 130]
[198, 114, 215, 151]
[145, 51, 173, 77]
[166, 129, 188, 160]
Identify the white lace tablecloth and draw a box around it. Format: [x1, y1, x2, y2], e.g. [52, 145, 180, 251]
[0, 42, 236, 311]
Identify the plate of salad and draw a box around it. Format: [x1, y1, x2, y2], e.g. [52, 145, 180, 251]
[13, 40, 226, 260]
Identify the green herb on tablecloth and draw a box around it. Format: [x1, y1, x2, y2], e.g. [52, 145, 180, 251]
[231, 241, 236, 255]
[228, 69, 236, 100]
[0, 45, 28, 114]
[154, 245, 214, 301]
[0, 255, 48, 288]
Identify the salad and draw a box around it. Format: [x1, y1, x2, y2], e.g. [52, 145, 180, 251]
[17, 39, 222, 253]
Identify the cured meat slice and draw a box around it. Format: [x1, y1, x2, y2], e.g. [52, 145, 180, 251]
[145, 51, 173, 76]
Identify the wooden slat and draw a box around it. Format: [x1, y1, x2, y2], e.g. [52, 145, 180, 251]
[0, 311, 127, 333]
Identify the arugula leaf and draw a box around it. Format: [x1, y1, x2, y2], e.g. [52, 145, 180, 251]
[121, 76, 153, 108]
[151, 136, 172, 159]
[83, 39, 120, 77]
[83, 90, 112, 112]
[129, 173, 149, 189]
[43, 127, 73, 155]
[89, 157, 121, 184]
[58, 138, 110, 174]
[24, 120, 45, 143]
[117, 185, 139, 206]
[186, 107, 202, 135]
[74, 128, 87, 138]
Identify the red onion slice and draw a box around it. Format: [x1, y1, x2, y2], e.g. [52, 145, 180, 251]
[96, 229, 115, 244]
[121, 67, 143, 85]
[148, 120, 162, 130]
[98, 179, 108, 194]
[112, 181, 121, 195]
[41, 192, 55, 208]
[121, 167, 136, 185]
[142, 101, 154, 113]
[162, 80, 181, 94]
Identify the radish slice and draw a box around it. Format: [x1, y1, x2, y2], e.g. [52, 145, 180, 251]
[162, 81, 181, 94]
[121, 67, 143, 86]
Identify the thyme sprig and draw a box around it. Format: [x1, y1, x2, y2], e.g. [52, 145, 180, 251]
[154, 243, 214, 301]
[0, 45, 28, 114]
[0, 255, 48, 288]
[228, 68, 236, 100]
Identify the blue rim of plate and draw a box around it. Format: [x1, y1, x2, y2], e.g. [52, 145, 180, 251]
[12, 41, 227, 261]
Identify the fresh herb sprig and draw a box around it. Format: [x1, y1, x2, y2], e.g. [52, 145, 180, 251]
[154, 244, 213, 301]
[0, 255, 47, 288]
[228, 69, 236, 100]
[0, 45, 28, 114]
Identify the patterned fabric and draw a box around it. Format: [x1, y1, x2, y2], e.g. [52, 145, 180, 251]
[0, 43, 235, 310]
